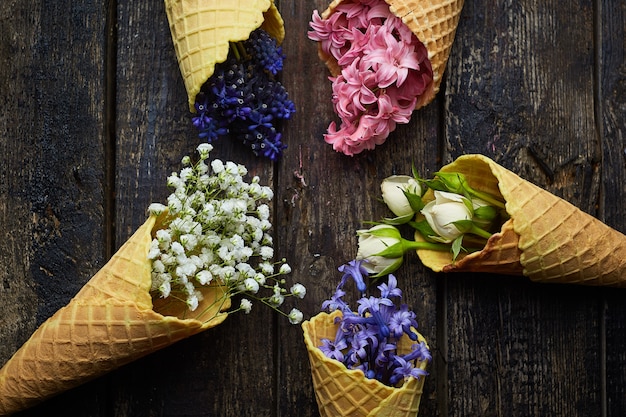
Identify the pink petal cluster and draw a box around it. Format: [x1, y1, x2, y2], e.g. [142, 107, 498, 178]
[308, 0, 433, 156]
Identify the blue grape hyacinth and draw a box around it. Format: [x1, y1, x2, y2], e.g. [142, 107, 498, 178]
[192, 28, 295, 161]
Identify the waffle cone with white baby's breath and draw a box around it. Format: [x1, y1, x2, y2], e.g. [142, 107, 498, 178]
[0, 144, 305, 415]
[164, 0, 285, 112]
[303, 312, 428, 417]
[0, 215, 230, 415]
[317, 0, 464, 109]
[416, 154, 626, 286]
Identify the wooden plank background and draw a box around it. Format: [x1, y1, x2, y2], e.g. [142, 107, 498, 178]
[1, 0, 624, 416]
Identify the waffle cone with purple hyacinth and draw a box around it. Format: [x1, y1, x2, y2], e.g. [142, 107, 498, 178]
[302, 260, 430, 417]
[0, 215, 230, 416]
[303, 311, 429, 417]
[416, 154, 626, 287]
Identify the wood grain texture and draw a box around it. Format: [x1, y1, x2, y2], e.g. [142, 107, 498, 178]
[1, 0, 625, 416]
[600, 1, 626, 416]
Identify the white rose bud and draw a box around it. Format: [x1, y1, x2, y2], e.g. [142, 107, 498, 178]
[356, 224, 404, 275]
[421, 191, 472, 242]
[380, 175, 421, 218]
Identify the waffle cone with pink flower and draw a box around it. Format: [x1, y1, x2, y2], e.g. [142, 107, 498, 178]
[318, 0, 464, 109]
[0, 215, 231, 415]
[164, 0, 285, 112]
[302, 311, 428, 417]
[416, 154, 626, 287]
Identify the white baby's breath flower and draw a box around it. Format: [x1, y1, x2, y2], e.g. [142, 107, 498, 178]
[196, 143, 213, 156]
[186, 294, 199, 311]
[260, 246, 274, 260]
[148, 241, 161, 260]
[158, 280, 171, 298]
[171, 241, 185, 256]
[180, 234, 198, 251]
[242, 278, 260, 294]
[261, 186, 274, 200]
[240, 298, 252, 314]
[196, 270, 213, 285]
[288, 308, 303, 324]
[180, 167, 194, 181]
[148, 203, 167, 216]
[152, 259, 165, 274]
[257, 204, 270, 220]
[269, 294, 284, 307]
[290, 283, 306, 299]
[260, 262, 274, 275]
[254, 273, 266, 285]
[211, 159, 225, 173]
[148, 147, 304, 324]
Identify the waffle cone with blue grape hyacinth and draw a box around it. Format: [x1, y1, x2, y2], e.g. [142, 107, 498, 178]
[164, 0, 285, 112]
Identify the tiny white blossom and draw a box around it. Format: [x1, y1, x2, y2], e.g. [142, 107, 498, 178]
[171, 241, 185, 256]
[187, 294, 199, 311]
[290, 283, 306, 299]
[269, 292, 284, 307]
[279, 263, 292, 275]
[196, 270, 213, 285]
[211, 159, 225, 173]
[152, 259, 165, 274]
[180, 234, 198, 251]
[254, 273, 266, 285]
[260, 246, 274, 260]
[148, 203, 167, 216]
[240, 298, 252, 314]
[288, 308, 303, 324]
[261, 186, 274, 200]
[257, 204, 270, 220]
[148, 241, 161, 260]
[197, 143, 213, 156]
[260, 262, 274, 275]
[242, 278, 260, 294]
[159, 280, 171, 298]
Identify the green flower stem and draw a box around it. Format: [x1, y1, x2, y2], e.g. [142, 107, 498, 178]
[401, 238, 451, 252]
[468, 224, 493, 240]
[469, 189, 506, 209]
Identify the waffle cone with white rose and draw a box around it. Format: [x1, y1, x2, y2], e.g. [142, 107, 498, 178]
[302, 311, 428, 417]
[318, 0, 464, 109]
[416, 154, 626, 287]
[0, 215, 231, 415]
[164, 0, 285, 112]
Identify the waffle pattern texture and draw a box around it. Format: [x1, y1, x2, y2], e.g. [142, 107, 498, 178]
[0, 216, 228, 415]
[417, 154, 626, 287]
[164, 0, 285, 111]
[319, 0, 465, 109]
[302, 311, 428, 417]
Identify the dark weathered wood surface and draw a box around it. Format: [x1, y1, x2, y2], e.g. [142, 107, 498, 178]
[1, 0, 624, 416]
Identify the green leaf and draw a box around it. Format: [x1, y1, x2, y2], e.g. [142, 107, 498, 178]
[451, 236, 464, 261]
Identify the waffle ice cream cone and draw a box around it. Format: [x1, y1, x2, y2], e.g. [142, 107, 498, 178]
[318, 0, 464, 109]
[416, 154, 626, 287]
[302, 311, 428, 417]
[164, 0, 285, 112]
[0, 215, 231, 415]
